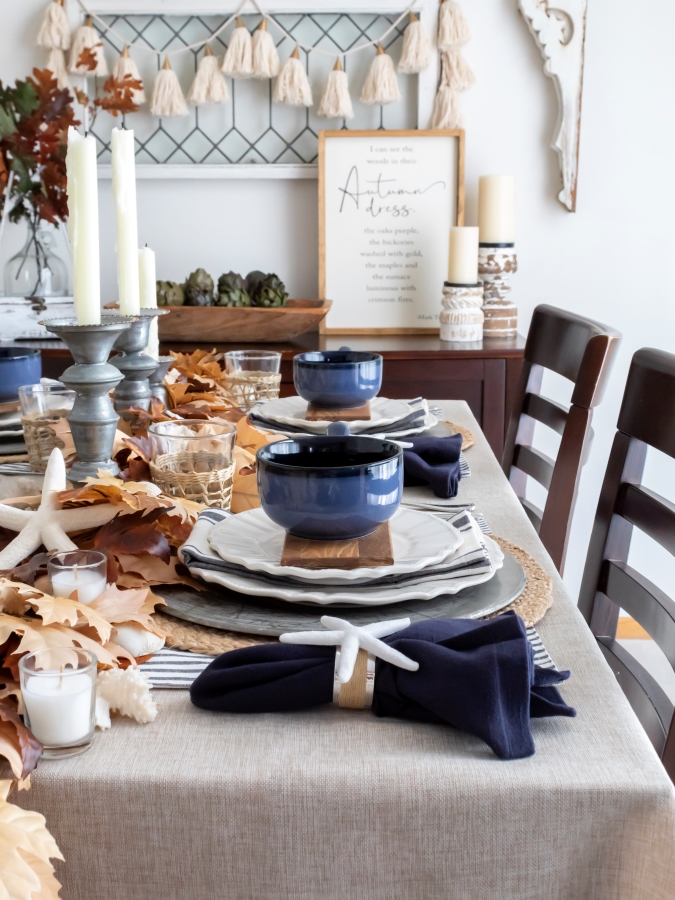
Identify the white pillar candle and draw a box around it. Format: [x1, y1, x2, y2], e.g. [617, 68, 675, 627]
[139, 246, 159, 359]
[478, 175, 516, 244]
[51, 569, 107, 605]
[66, 128, 101, 325]
[111, 127, 140, 316]
[448, 226, 479, 284]
[23, 672, 94, 745]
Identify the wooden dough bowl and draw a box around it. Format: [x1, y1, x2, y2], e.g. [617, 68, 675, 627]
[158, 299, 332, 343]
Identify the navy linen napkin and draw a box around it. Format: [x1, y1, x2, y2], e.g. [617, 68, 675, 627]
[403, 433, 463, 499]
[190, 612, 575, 760]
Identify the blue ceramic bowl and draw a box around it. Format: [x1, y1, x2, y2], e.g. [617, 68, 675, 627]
[0, 348, 41, 402]
[256, 431, 403, 540]
[293, 348, 383, 409]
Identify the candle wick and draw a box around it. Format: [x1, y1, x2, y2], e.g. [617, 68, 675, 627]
[59, 664, 64, 688]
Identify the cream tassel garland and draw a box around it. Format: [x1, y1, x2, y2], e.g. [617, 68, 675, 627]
[45, 48, 70, 90]
[188, 45, 229, 105]
[222, 17, 253, 79]
[429, 83, 463, 129]
[37, 0, 70, 51]
[150, 57, 189, 117]
[273, 47, 312, 107]
[251, 19, 280, 79]
[318, 58, 353, 120]
[442, 47, 474, 92]
[113, 46, 146, 105]
[360, 44, 401, 106]
[69, 16, 109, 76]
[398, 13, 433, 74]
[438, 0, 470, 52]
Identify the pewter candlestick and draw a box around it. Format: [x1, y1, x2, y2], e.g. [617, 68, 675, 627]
[149, 355, 174, 408]
[40, 316, 136, 483]
[112, 308, 168, 419]
[478, 244, 518, 337]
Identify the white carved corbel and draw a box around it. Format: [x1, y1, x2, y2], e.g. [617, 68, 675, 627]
[519, 0, 588, 212]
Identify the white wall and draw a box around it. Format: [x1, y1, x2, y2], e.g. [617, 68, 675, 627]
[2, 0, 674, 602]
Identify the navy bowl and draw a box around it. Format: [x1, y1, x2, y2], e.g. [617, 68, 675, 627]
[293, 348, 383, 409]
[0, 348, 41, 402]
[256, 433, 403, 540]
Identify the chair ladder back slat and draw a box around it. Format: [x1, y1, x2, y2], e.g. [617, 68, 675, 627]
[519, 498, 543, 533]
[512, 444, 555, 490]
[597, 638, 674, 757]
[522, 392, 568, 435]
[618, 484, 675, 558]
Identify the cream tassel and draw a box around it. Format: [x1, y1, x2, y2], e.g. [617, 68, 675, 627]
[113, 46, 146, 105]
[69, 16, 109, 76]
[188, 45, 229, 105]
[251, 19, 280, 79]
[429, 84, 463, 129]
[318, 58, 353, 120]
[222, 17, 253, 79]
[45, 48, 70, 90]
[438, 0, 470, 51]
[150, 57, 188, 117]
[398, 13, 433, 74]
[360, 44, 401, 106]
[273, 47, 312, 107]
[443, 48, 474, 92]
[37, 0, 70, 51]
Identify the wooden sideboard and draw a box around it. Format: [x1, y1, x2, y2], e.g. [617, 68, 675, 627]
[28, 333, 525, 460]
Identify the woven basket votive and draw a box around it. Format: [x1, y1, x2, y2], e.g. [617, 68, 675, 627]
[150, 451, 235, 509]
[224, 371, 281, 411]
[21, 413, 69, 473]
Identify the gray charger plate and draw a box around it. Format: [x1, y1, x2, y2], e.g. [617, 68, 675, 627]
[154, 551, 526, 636]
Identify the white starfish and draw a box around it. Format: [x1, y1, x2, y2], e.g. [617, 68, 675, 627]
[280, 615, 419, 684]
[0, 448, 120, 570]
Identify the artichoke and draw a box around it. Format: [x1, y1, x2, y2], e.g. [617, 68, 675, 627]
[251, 272, 289, 308]
[183, 268, 215, 307]
[156, 280, 185, 306]
[216, 271, 251, 307]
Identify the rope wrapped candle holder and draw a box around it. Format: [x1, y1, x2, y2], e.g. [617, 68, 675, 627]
[224, 350, 282, 411]
[39, 316, 135, 483]
[148, 420, 237, 509]
[478, 245, 518, 337]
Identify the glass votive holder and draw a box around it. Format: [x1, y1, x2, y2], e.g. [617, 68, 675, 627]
[48, 550, 108, 605]
[224, 350, 282, 410]
[19, 648, 97, 759]
[148, 419, 237, 508]
[19, 383, 76, 473]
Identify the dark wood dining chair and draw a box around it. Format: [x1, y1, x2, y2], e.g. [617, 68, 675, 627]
[578, 348, 675, 781]
[502, 305, 621, 574]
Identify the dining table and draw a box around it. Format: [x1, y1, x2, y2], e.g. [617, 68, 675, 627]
[13, 400, 675, 900]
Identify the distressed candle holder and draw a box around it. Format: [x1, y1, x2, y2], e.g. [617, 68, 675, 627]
[39, 316, 135, 483]
[149, 355, 174, 408]
[478, 244, 518, 337]
[440, 282, 484, 342]
[112, 309, 169, 419]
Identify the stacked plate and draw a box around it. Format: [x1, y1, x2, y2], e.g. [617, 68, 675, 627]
[180, 506, 503, 607]
[0, 405, 26, 456]
[248, 396, 438, 438]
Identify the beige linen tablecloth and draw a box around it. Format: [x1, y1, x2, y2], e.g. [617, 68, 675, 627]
[16, 401, 675, 900]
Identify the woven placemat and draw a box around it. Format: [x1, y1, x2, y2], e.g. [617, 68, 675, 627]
[446, 422, 474, 450]
[154, 540, 552, 655]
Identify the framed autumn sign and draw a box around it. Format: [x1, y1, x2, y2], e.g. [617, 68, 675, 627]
[319, 129, 464, 334]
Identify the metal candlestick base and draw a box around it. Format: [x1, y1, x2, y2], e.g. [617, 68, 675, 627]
[149, 355, 174, 408]
[112, 309, 168, 419]
[478, 243, 518, 337]
[40, 316, 135, 483]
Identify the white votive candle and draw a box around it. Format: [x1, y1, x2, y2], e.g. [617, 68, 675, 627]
[51, 569, 107, 605]
[23, 672, 94, 746]
[478, 175, 516, 244]
[66, 128, 101, 325]
[112, 127, 140, 316]
[139, 246, 159, 359]
[448, 226, 479, 284]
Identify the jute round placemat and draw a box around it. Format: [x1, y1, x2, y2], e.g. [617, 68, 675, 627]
[154, 539, 552, 655]
[446, 422, 474, 450]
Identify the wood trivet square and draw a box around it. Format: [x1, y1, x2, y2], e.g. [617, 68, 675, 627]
[305, 401, 371, 422]
[280, 521, 393, 569]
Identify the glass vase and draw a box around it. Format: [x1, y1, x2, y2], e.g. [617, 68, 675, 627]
[4, 220, 69, 298]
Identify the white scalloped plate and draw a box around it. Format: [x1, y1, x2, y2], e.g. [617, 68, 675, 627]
[208, 507, 463, 585]
[257, 396, 413, 433]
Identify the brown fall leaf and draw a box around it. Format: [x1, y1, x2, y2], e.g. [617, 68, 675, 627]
[0, 704, 43, 785]
[94, 509, 171, 566]
[58, 473, 174, 514]
[76, 46, 100, 73]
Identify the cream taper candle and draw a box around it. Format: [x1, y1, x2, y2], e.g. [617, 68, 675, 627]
[66, 128, 101, 325]
[448, 226, 479, 284]
[139, 246, 159, 359]
[478, 175, 516, 244]
[111, 127, 140, 316]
